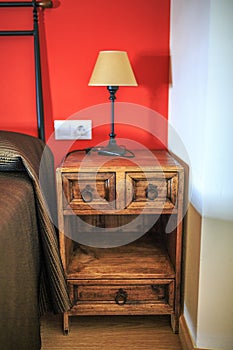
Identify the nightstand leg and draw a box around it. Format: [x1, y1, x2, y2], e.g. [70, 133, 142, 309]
[171, 314, 179, 333]
[63, 312, 70, 335]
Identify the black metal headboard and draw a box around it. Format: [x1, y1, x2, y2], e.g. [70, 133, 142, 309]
[0, 1, 53, 142]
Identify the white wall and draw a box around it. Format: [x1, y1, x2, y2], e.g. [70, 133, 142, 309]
[168, 0, 210, 215]
[169, 0, 233, 220]
[202, 0, 233, 220]
[169, 0, 233, 349]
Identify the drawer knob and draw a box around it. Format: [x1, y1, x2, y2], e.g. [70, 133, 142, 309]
[81, 185, 94, 203]
[146, 184, 158, 200]
[115, 288, 128, 305]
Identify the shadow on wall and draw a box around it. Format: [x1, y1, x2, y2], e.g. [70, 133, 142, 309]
[50, 0, 61, 8]
[134, 52, 170, 111]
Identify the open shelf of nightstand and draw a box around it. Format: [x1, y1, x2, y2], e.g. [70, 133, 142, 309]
[67, 231, 175, 280]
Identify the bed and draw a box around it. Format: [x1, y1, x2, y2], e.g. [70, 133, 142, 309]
[0, 131, 71, 349]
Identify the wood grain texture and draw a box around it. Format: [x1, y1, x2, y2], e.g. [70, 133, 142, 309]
[56, 150, 184, 334]
[41, 313, 182, 350]
[58, 150, 183, 216]
[60, 150, 182, 170]
[67, 233, 175, 279]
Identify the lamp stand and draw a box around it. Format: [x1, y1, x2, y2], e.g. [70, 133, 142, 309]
[98, 85, 126, 156]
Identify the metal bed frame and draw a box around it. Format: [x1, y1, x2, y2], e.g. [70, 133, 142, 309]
[0, 1, 53, 141]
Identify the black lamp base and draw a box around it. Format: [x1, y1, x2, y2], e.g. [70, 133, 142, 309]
[98, 139, 126, 156]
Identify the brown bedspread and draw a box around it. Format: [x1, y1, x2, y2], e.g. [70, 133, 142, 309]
[0, 131, 71, 314]
[0, 172, 41, 349]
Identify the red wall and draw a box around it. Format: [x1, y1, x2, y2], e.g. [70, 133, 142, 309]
[0, 0, 170, 151]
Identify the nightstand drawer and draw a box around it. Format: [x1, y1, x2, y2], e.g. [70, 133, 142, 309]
[62, 172, 116, 211]
[68, 280, 174, 309]
[126, 172, 178, 211]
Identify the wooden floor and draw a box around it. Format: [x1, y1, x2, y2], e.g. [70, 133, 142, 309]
[40, 313, 182, 350]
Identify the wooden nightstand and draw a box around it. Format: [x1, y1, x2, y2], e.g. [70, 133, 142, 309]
[56, 149, 184, 334]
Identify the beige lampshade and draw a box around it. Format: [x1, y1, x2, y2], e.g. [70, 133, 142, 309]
[88, 51, 138, 86]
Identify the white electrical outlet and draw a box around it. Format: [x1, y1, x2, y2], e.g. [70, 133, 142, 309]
[54, 120, 92, 140]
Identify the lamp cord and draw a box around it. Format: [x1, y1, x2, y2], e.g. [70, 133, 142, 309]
[61, 146, 135, 163]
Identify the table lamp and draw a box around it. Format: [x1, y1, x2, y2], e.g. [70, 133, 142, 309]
[88, 50, 138, 156]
